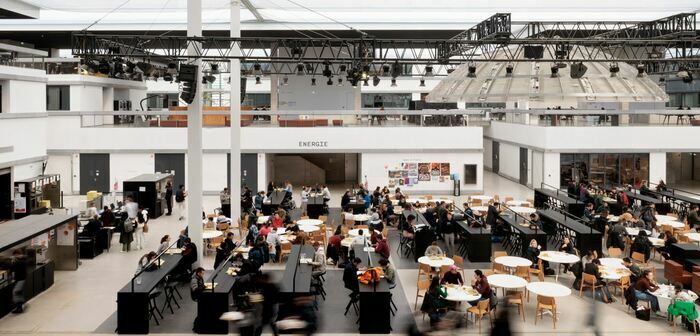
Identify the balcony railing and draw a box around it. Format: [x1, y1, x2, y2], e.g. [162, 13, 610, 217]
[490, 108, 700, 127]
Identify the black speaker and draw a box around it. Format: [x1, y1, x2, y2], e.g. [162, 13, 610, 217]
[524, 46, 544, 59]
[570, 62, 588, 79]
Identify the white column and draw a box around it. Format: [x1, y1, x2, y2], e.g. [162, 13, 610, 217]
[649, 152, 667, 184]
[542, 152, 561, 188]
[187, 0, 203, 265]
[230, 1, 242, 224]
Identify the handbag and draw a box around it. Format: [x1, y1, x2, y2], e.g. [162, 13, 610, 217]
[143, 223, 149, 233]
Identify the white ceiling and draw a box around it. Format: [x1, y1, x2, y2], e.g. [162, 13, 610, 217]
[1, 0, 698, 31]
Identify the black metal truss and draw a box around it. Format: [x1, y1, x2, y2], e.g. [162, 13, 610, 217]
[71, 12, 700, 75]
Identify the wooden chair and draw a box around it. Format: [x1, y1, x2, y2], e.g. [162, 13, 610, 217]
[660, 224, 674, 235]
[580, 273, 607, 301]
[466, 298, 492, 333]
[609, 275, 631, 304]
[318, 215, 328, 224]
[355, 225, 369, 230]
[438, 265, 451, 279]
[418, 263, 432, 281]
[631, 251, 646, 264]
[344, 219, 355, 226]
[300, 216, 309, 220]
[515, 266, 531, 281]
[452, 255, 466, 278]
[607, 247, 622, 258]
[415, 279, 431, 310]
[535, 295, 557, 329]
[279, 242, 293, 262]
[504, 197, 514, 204]
[529, 259, 545, 282]
[470, 199, 483, 206]
[680, 234, 690, 243]
[506, 290, 526, 321]
[381, 227, 389, 240]
[489, 251, 508, 275]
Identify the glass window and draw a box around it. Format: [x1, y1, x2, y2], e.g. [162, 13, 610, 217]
[589, 154, 605, 186]
[243, 93, 271, 108]
[146, 93, 179, 109]
[47, 85, 70, 110]
[604, 154, 619, 188]
[361, 93, 411, 108]
[560, 154, 574, 188]
[635, 154, 650, 187]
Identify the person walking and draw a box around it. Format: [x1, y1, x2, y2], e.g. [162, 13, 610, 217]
[165, 181, 173, 216]
[122, 196, 138, 252]
[176, 184, 187, 221]
[134, 206, 148, 250]
[220, 187, 231, 218]
[300, 186, 309, 216]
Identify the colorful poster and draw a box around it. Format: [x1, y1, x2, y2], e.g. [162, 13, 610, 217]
[407, 163, 417, 170]
[440, 163, 450, 176]
[388, 170, 402, 178]
[408, 169, 418, 177]
[388, 179, 396, 188]
[409, 178, 418, 185]
[401, 162, 410, 170]
[57, 223, 75, 246]
[401, 170, 408, 178]
[430, 163, 441, 176]
[398, 178, 405, 186]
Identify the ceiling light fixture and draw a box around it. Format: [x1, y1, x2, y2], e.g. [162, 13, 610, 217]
[210, 63, 220, 75]
[636, 64, 646, 77]
[390, 78, 397, 87]
[326, 77, 334, 86]
[282, 76, 289, 85]
[296, 63, 305, 76]
[255, 76, 262, 84]
[252, 63, 262, 76]
[337, 78, 343, 86]
[363, 78, 369, 86]
[505, 64, 514, 76]
[550, 65, 559, 78]
[419, 77, 425, 87]
[322, 63, 332, 78]
[424, 65, 434, 77]
[372, 75, 380, 87]
[311, 77, 316, 86]
[467, 63, 477, 78]
[609, 63, 620, 77]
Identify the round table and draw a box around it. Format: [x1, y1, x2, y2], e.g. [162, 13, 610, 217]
[599, 265, 632, 281]
[656, 215, 680, 223]
[470, 195, 493, 203]
[341, 237, 354, 247]
[203, 230, 223, 239]
[525, 282, 571, 320]
[349, 229, 372, 237]
[299, 225, 320, 233]
[606, 215, 620, 222]
[598, 257, 625, 268]
[353, 214, 371, 223]
[495, 256, 533, 270]
[297, 219, 323, 226]
[538, 251, 580, 281]
[443, 285, 481, 302]
[625, 227, 651, 236]
[649, 237, 665, 247]
[506, 200, 531, 207]
[685, 232, 700, 243]
[417, 256, 454, 268]
[659, 220, 686, 229]
[470, 206, 489, 213]
[651, 284, 698, 313]
[487, 274, 528, 289]
[507, 206, 536, 215]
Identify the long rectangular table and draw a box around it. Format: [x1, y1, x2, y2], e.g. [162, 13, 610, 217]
[195, 260, 239, 334]
[402, 209, 433, 261]
[279, 245, 314, 296]
[624, 190, 671, 215]
[497, 212, 547, 256]
[262, 190, 288, 215]
[456, 220, 491, 262]
[352, 244, 391, 334]
[537, 209, 603, 257]
[117, 254, 183, 334]
[306, 195, 326, 219]
[534, 188, 585, 218]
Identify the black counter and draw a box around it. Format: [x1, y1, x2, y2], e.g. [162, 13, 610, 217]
[670, 243, 700, 272]
[457, 221, 491, 262]
[195, 260, 239, 334]
[117, 254, 183, 334]
[306, 195, 326, 219]
[352, 244, 391, 334]
[534, 188, 585, 217]
[498, 213, 547, 256]
[537, 209, 602, 257]
[624, 190, 671, 215]
[262, 190, 288, 215]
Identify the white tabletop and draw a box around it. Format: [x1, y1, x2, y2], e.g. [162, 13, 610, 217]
[602, 197, 617, 204]
[526, 282, 572, 297]
[353, 214, 372, 222]
[257, 216, 270, 224]
[443, 285, 481, 302]
[341, 237, 354, 247]
[538, 251, 579, 264]
[656, 215, 680, 223]
[299, 225, 320, 233]
[470, 195, 493, 202]
[649, 237, 665, 247]
[495, 256, 533, 268]
[685, 233, 700, 242]
[606, 215, 620, 222]
[418, 256, 455, 268]
[507, 206, 536, 214]
[659, 220, 686, 229]
[625, 227, 652, 236]
[506, 200, 532, 207]
[297, 219, 323, 226]
[203, 230, 223, 239]
[471, 206, 490, 213]
[487, 274, 528, 289]
[599, 266, 632, 280]
[349, 229, 372, 237]
[598, 257, 625, 268]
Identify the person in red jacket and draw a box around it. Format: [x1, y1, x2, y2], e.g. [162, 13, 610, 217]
[374, 235, 390, 259]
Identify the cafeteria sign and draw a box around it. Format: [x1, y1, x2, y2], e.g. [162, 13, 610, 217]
[298, 141, 328, 148]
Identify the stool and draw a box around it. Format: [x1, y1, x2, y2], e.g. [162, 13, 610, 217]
[149, 290, 164, 325]
[162, 280, 182, 314]
[344, 292, 360, 316]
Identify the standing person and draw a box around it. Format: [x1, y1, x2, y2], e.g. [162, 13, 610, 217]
[300, 186, 309, 216]
[441, 212, 457, 257]
[134, 206, 148, 250]
[10, 249, 27, 313]
[220, 187, 231, 218]
[176, 184, 187, 221]
[321, 185, 331, 204]
[122, 196, 138, 252]
[688, 205, 700, 231]
[165, 181, 173, 216]
[254, 191, 265, 212]
[101, 206, 115, 227]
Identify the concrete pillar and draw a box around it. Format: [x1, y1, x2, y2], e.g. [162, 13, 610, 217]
[230, 1, 242, 224]
[649, 152, 667, 184]
[186, 0, 203, 265]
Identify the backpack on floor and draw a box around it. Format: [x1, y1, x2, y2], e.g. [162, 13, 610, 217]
[635, 307, 650, 321]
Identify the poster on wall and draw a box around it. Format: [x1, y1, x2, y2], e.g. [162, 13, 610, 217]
[388, 170, 402, 178]
[57, 223, 75, 246]
[409, 178, 418, 185]
[388, 179, 396, 188]
[14, 196, 27, 213]
[418, 163, 430, 181]
[398, 178, 404, 186]
[408, 169, 418, 177]
[430, 163, 441, 176]
[440, 163, 450, 176]
[31, 232, 49, 247]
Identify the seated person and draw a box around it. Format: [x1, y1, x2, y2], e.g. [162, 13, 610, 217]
[310, 242, 326, 277]
[630, 231, 653, 262]
[378, 258, 396, 285]
[374, 236, 390, 259]
[658, 231, 678, 260]
[529, 213, 543, 230]
[180, 238, 198, 272]
[622, 257, 643, 282]
[524, 239, 541, 267]
[469, 270, 493, 306]
[327, 226, 343, 264]
[136, 251, 158, 273]
[351, 229, 368, 246]
[232, 252, 257, 276]
[424, 240, 444, 257]
[190, 267, 205, 301]
[559, 236, 575, 254]
[420, 277, 448, 325]
[635, 269, 663, 316]
[583, 259, 613, 304]
[82, 215, 102, 236]
[343, 258, 362, 294]
[285, 221, 300, 233]
[402, 215, 416, 239]
[583, 203, 595, 222]
[440, 265, 464, 285]
[592, 210, 609, 233]
[671, 282, 696, 303]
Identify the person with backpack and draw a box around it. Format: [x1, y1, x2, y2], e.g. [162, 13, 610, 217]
[134, 206, 148, 250]
[176, 184, 187, 221]
[121, 196, 138, 252]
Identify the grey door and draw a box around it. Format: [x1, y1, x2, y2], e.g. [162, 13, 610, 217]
[228, 153, 258, 192]
[0, 171, 11, 219]
[80, 154, 110, 194]
[519, 147, 529, 185]
[154, 153, 185, 189]
[492, 141, 500, 174]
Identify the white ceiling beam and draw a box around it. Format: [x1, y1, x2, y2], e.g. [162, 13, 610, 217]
[240, 0, 264, 22]
[2, 0, 39, 19]
[0, 42, 47, 56]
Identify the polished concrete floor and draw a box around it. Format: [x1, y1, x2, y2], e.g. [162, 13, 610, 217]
[0, 172, 693, 335]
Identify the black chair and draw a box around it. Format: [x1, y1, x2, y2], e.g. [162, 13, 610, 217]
[149, 290, 164, 325]
[344, 291, 360, 316]
[162, 276, 182, 314]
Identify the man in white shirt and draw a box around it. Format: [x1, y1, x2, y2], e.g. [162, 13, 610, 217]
[351, 229, 368, 246]
[125, 196, 139, 221]
[266, 227, 280, 262]
[310, 242, 326, 276]
[300, 186, 309, 216]
[322, 185, 331, 202]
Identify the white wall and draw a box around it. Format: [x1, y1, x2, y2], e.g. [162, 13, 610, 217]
[542, 152, 561, 187]
[6, 80, 45, 113]
[532, 150, 544, 189]
[361, 152, 483, 194]
[484, 138, 493, 169]
[45, 154, 73, 194]
[110, 153, 154, 192]
[649, 152, 667, 185]
[0, 117, 47, 167]
[202, 153, 227, 191]
[70, 85, 103, 111]
[498, 143, 521, 181]
[13, 161, 43, 181]
[277, 76, 355, 111]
